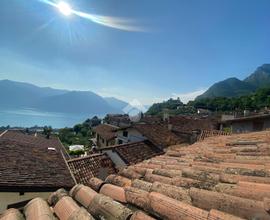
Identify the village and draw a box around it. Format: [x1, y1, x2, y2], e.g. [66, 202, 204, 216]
[1, 0, 270, 219]
[1, 110, 270, 219]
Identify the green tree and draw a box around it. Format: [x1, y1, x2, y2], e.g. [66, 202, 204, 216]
[43, 126, 52, 139]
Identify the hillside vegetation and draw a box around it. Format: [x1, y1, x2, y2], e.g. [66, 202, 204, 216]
[147, 87, 270, 115]
[197, 64, 270, 99]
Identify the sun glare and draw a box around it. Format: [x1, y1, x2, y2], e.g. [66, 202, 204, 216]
[58, 2, 72, 16]
[39, 0, 144, 31]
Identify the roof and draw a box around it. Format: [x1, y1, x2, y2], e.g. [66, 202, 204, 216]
[93, 124, 118, 140]
[0, 130, 75, 191]
[2, 131, 270, 219]
[168, 116, 217, 134]
[222, 113, 270, 123]
[140, 116, 163, 124]
[67, 153, 116, 184]
[132, 123, 184, 148]
[100, 140, 164, 165]
[104, 114, 131, 127]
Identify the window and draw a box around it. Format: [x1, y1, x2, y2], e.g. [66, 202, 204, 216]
[118, 139, 123, 144]
[123, 131, 128, 137]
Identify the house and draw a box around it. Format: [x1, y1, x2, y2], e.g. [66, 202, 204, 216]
[0, 130, 75, 212]
[220, 113, 270, 133]
[98, 140, 163, 168]
[103, 114, 131, 128]
[2, 131, 270, 219]
[116, 123, 185, 149]
[166, 115, 219, 143]
[92, 124, 118, 148]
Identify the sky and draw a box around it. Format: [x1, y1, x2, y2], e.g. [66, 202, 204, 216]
[0, 0, 270, 105]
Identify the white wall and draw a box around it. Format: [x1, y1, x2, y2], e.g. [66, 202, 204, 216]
[101, 149, 127, 168]
[116, 128, 146, 144]
[0, 192, 51, 212]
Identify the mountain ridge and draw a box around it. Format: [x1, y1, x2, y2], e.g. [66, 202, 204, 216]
[0, 79, 126, 115]
[196, 64, 270, 100]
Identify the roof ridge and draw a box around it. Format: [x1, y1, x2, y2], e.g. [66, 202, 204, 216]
[99, 140, 146, 150]
[60, 150, 77, 185]
[67, 153, 103, 162]
[0, 130, 8, 137]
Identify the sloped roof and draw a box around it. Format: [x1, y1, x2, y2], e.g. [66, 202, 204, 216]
[104, 114, 131, 127]
[93, 124, 118, 140]
[3, 131, 270, 219]
[0, 130, 75, 191]
[133, 123, 184, 148]
[67, 153, 116, 184]
[100, 140, 164, 165]
[169, 116, 217, 134]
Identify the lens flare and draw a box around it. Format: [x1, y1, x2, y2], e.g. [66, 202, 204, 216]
[38, 0, 145, 32]
[57, 2, 72, 16]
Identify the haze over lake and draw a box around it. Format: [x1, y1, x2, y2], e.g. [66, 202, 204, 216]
[0, 108, 100, 128]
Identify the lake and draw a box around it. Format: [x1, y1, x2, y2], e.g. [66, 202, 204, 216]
[0, 108, 101, 128]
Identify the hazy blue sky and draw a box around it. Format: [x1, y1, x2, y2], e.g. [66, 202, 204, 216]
[0, 0, 269, 104]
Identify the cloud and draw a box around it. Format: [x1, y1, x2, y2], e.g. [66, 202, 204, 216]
[171, 89, 207, 104]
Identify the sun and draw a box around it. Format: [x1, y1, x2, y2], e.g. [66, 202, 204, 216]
[57, 2, 72, 16]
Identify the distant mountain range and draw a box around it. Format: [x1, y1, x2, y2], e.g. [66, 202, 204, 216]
[196, 64, 270, 100]
[0, 80, 130, 115]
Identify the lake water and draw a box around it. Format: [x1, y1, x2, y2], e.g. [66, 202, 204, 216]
[0, 108, 101, 128]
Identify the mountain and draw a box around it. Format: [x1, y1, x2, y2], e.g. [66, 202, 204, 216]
[104, 97, 150, 113]
[244, 64, 270, 88]
[0, 80, 67, 109]
[196, 64, 270, 100]
[35, 91, 118, 114]
[104, 97, 129, 111]
[0, 80, 124, 114]
[196, 78, 256, 100]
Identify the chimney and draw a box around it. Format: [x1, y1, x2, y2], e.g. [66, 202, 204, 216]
[244, 110, 250, 117]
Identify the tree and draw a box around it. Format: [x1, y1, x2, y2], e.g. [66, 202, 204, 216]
[43, 126, 52, 139]
[73, 124, 82, 135]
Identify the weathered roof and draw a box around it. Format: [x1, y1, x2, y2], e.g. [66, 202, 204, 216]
[140, 116, 163, 124]
[132, 123, 184, 148]
[0, 130, 75, 191]
[93, 124, 118, 140]
[67, 153, 116, 184]
[100, 140, 164, 165]
[2, 131, 270, 219]
[104, 114, 131, 127]
[168, 116, 217, 134]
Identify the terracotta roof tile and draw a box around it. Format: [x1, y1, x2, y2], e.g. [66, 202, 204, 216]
[168, 116, 218, 134]
[3, 131, 270, 219]
[133, 124, 184, 148]
[67, 153, 116, 184]
[93, 124, 118, 140]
